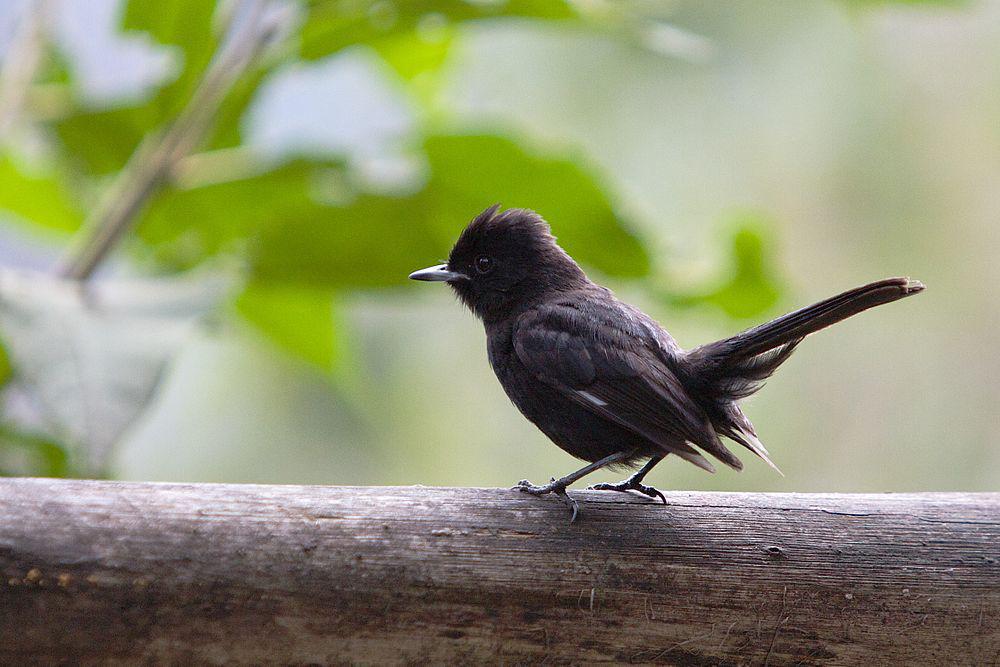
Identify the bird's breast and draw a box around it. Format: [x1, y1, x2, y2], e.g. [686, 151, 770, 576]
[483, 324, 654, 465]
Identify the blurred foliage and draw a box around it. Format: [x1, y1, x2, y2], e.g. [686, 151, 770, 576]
[237, 284, 338, 371]
[300, 0, 577, 63]
[0, 0, 650, 476]
[138, 135, 648, 286]
[0, 0, 795, 477]
[55, 0, 218, 174]
[0, 424, 69, 478]
[842, 0, 965, 5]
[0, 157, 83, 233]
[122, 0, 218, 112]
[665, 216, 782, 319]
[0, 267, 230, 478]
[0, 343, 10, 386]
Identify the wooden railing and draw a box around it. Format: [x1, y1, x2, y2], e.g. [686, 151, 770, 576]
[1, 478, 997, 664]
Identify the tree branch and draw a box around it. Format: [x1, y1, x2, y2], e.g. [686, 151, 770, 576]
[0, 0, 50, 141]
[56, 0, 273, 281]
[1, 479, 997, 664]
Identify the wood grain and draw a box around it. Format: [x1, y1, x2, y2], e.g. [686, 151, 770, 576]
[0, 478, 997, 665]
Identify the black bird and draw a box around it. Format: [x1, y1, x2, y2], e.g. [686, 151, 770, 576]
[409, 205, 924, 520]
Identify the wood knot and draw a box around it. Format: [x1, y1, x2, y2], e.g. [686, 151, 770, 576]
[762, 545, 786, 559]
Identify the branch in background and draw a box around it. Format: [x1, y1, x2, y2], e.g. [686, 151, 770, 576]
[56, 0, 278, 281]
[0, 0, 50, 141]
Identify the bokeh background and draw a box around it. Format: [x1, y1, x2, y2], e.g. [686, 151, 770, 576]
[0, 0, 997, 493]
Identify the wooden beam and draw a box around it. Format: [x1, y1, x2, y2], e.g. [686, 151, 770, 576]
[1, 478, 997, 664]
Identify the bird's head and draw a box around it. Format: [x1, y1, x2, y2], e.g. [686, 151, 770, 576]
[409, 205, 587, 321]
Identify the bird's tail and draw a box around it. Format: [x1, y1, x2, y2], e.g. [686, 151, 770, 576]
[685, 277, 923, 396]
[681, 277, 924, 466]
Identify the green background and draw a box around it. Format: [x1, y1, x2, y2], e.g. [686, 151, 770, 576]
[0, 0, 996, 493]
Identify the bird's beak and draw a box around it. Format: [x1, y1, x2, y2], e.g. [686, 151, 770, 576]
[408, 264, 469, 282]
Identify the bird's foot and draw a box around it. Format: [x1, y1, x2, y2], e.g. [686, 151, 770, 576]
[514, 478, 580, 522]
[588, 479, 667, 504]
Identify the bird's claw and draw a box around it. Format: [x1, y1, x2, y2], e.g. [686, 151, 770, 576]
[514, 479, 547, 495]
[514, 479, 580, 522]
[588, 480, 667, 504]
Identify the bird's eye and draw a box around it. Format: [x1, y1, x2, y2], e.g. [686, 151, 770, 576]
[475, 255, 494, 274]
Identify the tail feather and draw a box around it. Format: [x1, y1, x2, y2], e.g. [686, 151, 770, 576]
[727, 430, 782, 475]
[693, 277, 924, 365]
[682, 277, 924, 471]
[711, 340, 800, 402]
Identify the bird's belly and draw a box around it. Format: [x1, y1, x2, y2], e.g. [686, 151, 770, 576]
[495, 362, 656, 465]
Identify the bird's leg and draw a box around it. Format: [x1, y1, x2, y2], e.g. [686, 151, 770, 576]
[588, 455, 668, 504]
[515, 450, 635, 522]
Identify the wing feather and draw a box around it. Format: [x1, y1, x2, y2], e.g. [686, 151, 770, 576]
[513, 302, 742, 471]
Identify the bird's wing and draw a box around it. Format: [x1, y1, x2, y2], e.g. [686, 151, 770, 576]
[512, 301, 742, 472]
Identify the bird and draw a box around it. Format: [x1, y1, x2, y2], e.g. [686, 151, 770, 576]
[409, 205, 924, 521]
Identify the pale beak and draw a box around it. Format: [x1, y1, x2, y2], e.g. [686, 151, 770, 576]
[408, 264, 469, 282]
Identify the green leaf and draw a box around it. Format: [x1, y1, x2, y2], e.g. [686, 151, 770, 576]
[249, 192, 444, 288]
[0, 157, 84, 233]
[0, 342, 11, 387]
[0, 425, 71, 478]
[301, 0, 577, 62]
[122, 0, 220, 120]
[248, 134, 647, 286]
[137, 157, 345, 269]
[209, 67, 271, 150]
[371, 27, 455, 83]
[53, 105, 158, 175]
[666, 216, 783, 319]
[135, 134, 646, 287]
[123, 0, 212, 43]
[300, 1, 582, 97]
[422, 134, 649, 278]
[237, 284, 339, 371]
[51, 0, 219, 175]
